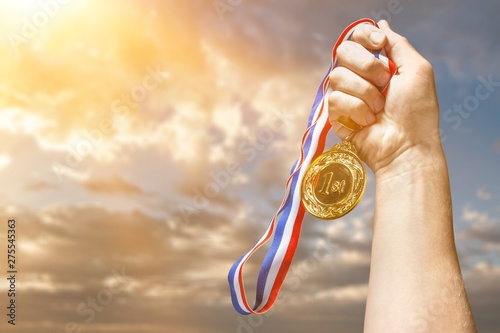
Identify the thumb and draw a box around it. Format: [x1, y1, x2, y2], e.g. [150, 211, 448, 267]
[377, 20, 423, 73]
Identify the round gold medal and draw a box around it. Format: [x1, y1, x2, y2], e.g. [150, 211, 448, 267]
[301, 141, 366, 220]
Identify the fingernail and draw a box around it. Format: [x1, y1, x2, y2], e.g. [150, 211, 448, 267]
[365, 112, 376, 125]
[374, 96, 385, 112]
[370, 31, 384, 44]
[378, 71, 391, 86]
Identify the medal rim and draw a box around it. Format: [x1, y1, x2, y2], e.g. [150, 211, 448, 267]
[301, 145, 366, 220]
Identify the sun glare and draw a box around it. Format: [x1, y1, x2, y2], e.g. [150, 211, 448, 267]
[0, 154, 11, 170]
[0, 0, 41, 15]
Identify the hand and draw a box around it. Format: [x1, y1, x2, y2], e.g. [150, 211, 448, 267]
[328, 20, 442, 175]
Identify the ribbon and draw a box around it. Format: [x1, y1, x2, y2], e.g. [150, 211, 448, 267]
[228, 18, 397, 315]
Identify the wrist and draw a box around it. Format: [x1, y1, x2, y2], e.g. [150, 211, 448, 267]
[374, 140, 447, 185]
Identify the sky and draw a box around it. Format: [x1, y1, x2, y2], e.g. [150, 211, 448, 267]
[0, 0, 498, 332]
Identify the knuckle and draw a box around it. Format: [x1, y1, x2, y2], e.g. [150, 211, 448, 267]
[328, 68, 343, 87]
[358, 81, 373, 98]
[336, 42, 349, 59]
[329, 67, 351, 88]
[328, 90, 342, 108]
[337, 41, 359, 61]
[358, 56, 377, 73]
[351, 26, 368, 42]
[417, 58, 434, 75]
[353, 97, 366, 111]
[399, 36, 410, 44]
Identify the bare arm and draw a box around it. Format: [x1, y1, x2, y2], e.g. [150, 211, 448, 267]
[328, 21, 476, 332]
[367, 144, 476, 332]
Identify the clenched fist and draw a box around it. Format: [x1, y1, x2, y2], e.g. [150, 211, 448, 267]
[328, 20, 441, 176]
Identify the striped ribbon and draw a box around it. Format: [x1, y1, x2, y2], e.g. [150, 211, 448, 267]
[228, 18, 397, 315]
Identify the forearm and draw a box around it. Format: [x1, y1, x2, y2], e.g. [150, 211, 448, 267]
[364, 144, 476, 332]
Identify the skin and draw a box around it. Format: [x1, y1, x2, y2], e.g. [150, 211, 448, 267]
[328, 21, 477, 332]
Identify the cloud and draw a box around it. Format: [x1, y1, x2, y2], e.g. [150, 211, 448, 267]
[460, 206, 500, 245]
[1, 204, 236, 331]
[24, 180, 59, 191]
[82, 175, 144, 196]
[394, 0, 500, 80]
[464, 262, 500, 333]
[476, 187, 492, 201]
[0, 193, 380, 333]
[0, 0, 498, 332]
[455, 205, 500, 278]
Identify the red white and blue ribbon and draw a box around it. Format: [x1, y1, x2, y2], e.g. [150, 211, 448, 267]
[228, 18, 397, 315]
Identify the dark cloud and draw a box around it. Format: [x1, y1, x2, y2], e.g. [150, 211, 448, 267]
[0, 205, 229, 331]
[0, 199, 373, 333]
[465, 263, 500, 333]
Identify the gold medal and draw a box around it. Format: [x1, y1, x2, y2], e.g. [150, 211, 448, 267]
[301, 140, 366, 220]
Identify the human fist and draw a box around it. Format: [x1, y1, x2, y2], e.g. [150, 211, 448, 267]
[328, 21, 441, 175]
